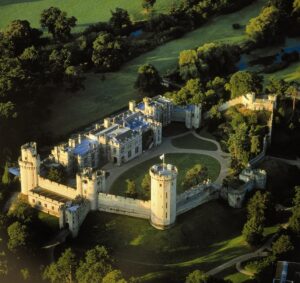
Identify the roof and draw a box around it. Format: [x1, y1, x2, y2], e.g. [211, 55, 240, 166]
[31, 187, 73, 203]
[274, 261, 300, 283]
[73, 138, 98, 156]
[9, 167, 20, 177]
[67, 205, 80, 212]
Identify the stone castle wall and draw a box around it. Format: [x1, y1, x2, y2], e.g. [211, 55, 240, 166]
[98, 193, 151, 219]
[176, 183, 220, 215]
[38, 176, 78, 199]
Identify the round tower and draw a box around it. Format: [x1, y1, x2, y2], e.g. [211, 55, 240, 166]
[150, 163, 177, 229]
[76, 168, 106, 210]
[18, 142, 40, 195]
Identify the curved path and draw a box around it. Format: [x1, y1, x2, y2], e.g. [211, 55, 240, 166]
[103, 131, 231, 192]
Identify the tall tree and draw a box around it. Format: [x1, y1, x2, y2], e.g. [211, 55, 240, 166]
[227, 71, 263, 99]
[1, 162, 10, 185]
[7, 221, 28, 252]
[135, 64, 161, 94]
[40, 7, 77, 40]
[125, 179, 137, 198]
[76, 245, 112, 283]
[182, 164, 208, 188]
[109, 8, 132, 35]
[92, 32, 124, 72]
[102, 270, 127, 283]
[43, 248, 77, 283]
[288, 186, 300, 234]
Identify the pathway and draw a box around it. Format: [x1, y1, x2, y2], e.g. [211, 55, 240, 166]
[103, 131, 231, 192]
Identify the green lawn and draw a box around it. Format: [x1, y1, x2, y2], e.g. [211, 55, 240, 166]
[73, 200, 249, 281]
[38, 211, 59, 231]
[171, 133, 217, 151]
[0, 0, 180, 31]
[110, 153, 221, 198]
[43, 0, 267, 138]
[217, 267, 251, 283]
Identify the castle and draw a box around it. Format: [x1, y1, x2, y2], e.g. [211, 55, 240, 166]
[50, 96, 201, 170]
[13, 93, 274, 237]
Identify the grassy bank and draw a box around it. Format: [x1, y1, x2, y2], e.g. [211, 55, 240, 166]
[73, 200, 249, 281]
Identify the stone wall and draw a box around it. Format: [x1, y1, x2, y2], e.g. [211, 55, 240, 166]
[176, 183, 220, 215]
[38, 176, 78, 199]
[98, 193, 151, 219]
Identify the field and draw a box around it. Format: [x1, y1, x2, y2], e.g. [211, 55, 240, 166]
[110, 153, 221, 198]
[0, 0, 180, 31]
[72, 200, 249, 282]
[43, 0, 267, 138]
[171, 133, 218, 151]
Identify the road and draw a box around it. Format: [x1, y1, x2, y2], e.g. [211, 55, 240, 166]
[103, 130, 231, 192]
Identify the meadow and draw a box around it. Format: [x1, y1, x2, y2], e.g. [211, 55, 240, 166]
[0, 0, 179, 31]
[42, 0, 267, 138]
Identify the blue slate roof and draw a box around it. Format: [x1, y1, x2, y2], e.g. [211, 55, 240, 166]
[73, 139, 97, 156]
[9, 167, 20, 177]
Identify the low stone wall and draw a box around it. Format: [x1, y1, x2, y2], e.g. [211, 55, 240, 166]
[38, 176, 78, 199]
[176, 183, 220, 215]
[98, 193, 151, 219]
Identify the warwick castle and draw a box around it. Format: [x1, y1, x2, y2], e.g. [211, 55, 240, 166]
[13, 93, 275, 237]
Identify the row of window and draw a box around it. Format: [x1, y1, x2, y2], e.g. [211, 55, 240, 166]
[31, 199, 57, 212]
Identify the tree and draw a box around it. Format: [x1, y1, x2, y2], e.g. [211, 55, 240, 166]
[20, 268, 30, 281]
[43, 248, 77, 283]
[272, 235, 294, 258]
[246, 6, 283, 45]
[250, 135, 260, 155]
[125, 179, 137, 198]
[185, 270, 208, 283]
[135, 64, 161, 94]
[92, 32, 124, 72]
[2, 20, 42, 56]
[76, 245, 112, 283]
[288, 186, 300, 234]
[142, 0, 156, 12]
[46, 167, 65, 183]
[179, 50, 200, 81]
[141, 173, 151, 199]
[242, 216, 264, 246]
[109, 8, 132, 35]
[102, 270, 127, 283]
[286, 84, 299, 113]
[40, 7, 77, 40]
[8, 199, 37, 223]
[227, 71, 263, 99]
[182, 164, 208, 188]
[1, 162, 10, 185]
[7, 221, 28, 251]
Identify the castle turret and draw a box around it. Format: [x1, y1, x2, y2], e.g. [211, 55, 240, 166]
[76, 168, 106, 210]
[18, 142, 40, 195]
[150, 163, 177, 229]
[129, 100, 136, 112]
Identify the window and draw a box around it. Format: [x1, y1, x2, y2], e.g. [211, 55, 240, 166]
[160, 183, 162, 187]
[32, 199, 35, 203]
[166, 192, 168, 198]
[135, 147, 139, 154]
[44, 203, 47, 208]
[128, 150, 132, 158]
[38, 201, 41, 206]
[166, 202, 168, 208]
[166, 212, 167, 219]
[52, 206, 54, 210]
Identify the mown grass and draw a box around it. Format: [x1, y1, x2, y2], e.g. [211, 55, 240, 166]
[110, 153, 221, 198]
[217, 267, 250, 283]
[44, 0, 267, 138]
[74, 200, 249, 281]
[171, 133, 217, 151]
[0, 0, 180, 31]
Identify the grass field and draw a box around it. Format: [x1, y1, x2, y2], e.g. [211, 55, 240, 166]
[171, 133, 217, 151]
[43, 0, 267, 138]
[73, 200, 249, 281]
[110, 153, 221, 198]
[0, 0, 179, 31]
[218, 267, 250, 283]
